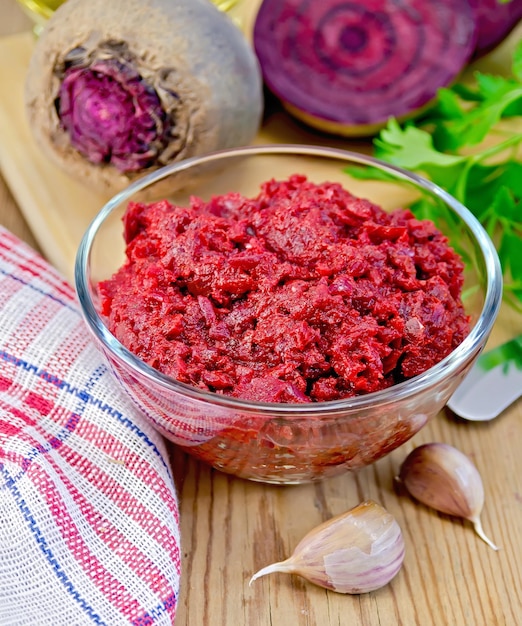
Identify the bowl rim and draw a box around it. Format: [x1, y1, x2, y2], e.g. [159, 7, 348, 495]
[75, 143, 503, 415]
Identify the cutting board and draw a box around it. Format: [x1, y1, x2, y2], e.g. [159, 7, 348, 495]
[0, 14, 519, 283]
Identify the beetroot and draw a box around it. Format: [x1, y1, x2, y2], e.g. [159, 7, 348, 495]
[25, 0, 263, 194]
[470, 0, 522, 56]
[253, 0, 477, 136]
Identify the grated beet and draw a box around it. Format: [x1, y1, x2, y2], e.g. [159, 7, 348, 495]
[99, 176, 470, 404]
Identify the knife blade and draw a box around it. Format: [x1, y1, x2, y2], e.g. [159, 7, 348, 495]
[447, 334, 522, 421]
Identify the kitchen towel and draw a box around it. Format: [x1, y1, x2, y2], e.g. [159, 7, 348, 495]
[0, 226, 181, 625]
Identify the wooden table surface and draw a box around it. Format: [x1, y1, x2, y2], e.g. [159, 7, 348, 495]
[1, 2, 522, 624]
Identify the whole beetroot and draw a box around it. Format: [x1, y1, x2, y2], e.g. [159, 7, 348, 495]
[25, 0, 263, 193]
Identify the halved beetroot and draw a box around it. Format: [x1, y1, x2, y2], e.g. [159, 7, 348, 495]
[470, 0, 522, 57]
[253, 0, 477, 136]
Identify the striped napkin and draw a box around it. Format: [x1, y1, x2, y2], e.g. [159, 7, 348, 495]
[0, 227, 181, 625]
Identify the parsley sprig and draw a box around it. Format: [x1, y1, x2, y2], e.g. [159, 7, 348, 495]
[348, 39, 522, 309]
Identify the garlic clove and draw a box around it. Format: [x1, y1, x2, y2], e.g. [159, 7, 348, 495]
[397, 442, 499, 550]
[249, 500, 405, 594]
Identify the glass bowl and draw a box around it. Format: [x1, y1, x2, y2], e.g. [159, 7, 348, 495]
[75, 144, 502, 484]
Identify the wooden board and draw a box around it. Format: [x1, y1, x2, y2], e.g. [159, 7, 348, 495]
[1, 15, 520, 282]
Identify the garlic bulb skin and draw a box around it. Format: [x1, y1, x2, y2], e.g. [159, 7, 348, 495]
[398, 442, 498, 550]
[249, 500, 405, 594]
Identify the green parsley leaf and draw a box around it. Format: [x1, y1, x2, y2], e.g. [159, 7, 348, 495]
[374, 120, 463, 169]
[478, 335, 522, 372]
[427, 82, 522, 149]
[464, 161, 522, 221]
[373, 121, 466, 192]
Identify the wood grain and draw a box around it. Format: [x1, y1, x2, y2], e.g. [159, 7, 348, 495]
[1, 1, 521, 624]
